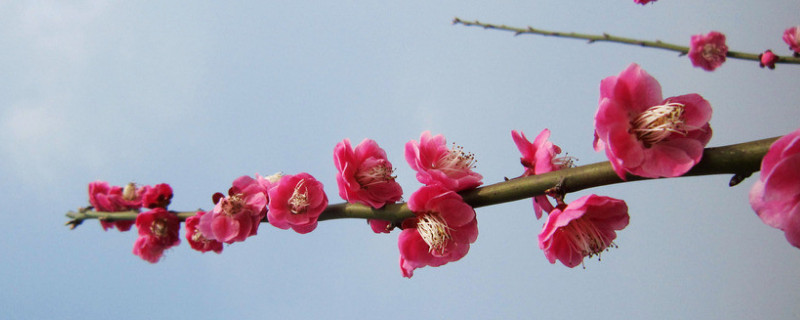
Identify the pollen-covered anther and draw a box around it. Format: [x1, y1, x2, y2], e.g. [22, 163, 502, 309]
[288, 179, 309, 214]
[435, 142, 477, 172]
[552, 153, 578, 169]
[562, 217, 614, 260]
[150, 219, 168, 238]
[631, 102, 687, 146]
[221, 194, 245, 216]
[355, 164, 395, 188]
[416, 213, 453, 255]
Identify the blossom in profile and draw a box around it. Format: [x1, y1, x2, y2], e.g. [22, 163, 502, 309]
[594, 63, 713, 179]
[749, 128, 800, 248]
[634, 0, 656, 4]
[398, 185, 478, 278]
[142, 183, 173, 209]
[759, 50, 779, 69]
[268, 172, 328, 234]
[88, 181, 146, 231]
[512, 129, 573, 219]
[335, 138, 403, 208]
[185, 211, 223, 254]
[782, 26, 800, 56]
[405, 131, 483, 192]
[132, 208, 181, 263]
[688, 31, 728, 71]
[538, 195, 629, 268]
[196, 175, 268, 243]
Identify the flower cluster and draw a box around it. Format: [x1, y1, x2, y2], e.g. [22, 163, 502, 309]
[79, 60, 800, 276]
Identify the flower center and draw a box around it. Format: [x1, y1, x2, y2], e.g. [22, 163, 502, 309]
[560, 217, 616, 262]
[631, 102, 687, 147]
[416, 213, 452, 255]
[289, 179, 309, 215]
[434, 143, 476, 173]
[701, 43, 723, 62]
[221, 194, 245, 216]
[355, 164, 395, 188]
[150, 219, 168, 238]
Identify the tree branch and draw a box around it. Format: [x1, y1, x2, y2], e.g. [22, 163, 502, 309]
[452, 18, 800, 65]
[65, 137, 778, 228]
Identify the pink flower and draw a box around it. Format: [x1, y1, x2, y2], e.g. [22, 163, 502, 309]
[132, 208, 181, 263]
[268, 172, 328, 234]
[88, 181, 146, 231]
[759, 50, 779, 69]
[185, 211, 223, 254]
[593, 63, 713, 179]
[334, 138, 403, 208]
[634, 0, 656, 4]
[197, 175, 268, 243]
[142, 183, 173, 209]
[512, 129, 573, 219]
[688, 31, 728, 71]
[749, 128, 800, 248]
[398, 185, 478, 278]
[538, 194, 629, 268]
[782, 26, 800, 56]
[405, 131, 483, 192]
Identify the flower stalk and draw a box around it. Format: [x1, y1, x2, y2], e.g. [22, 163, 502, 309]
[452, 18, 800, 65]
[65, 137, 778, 228]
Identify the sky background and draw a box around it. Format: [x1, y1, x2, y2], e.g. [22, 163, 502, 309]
[2, 1, 799, 319]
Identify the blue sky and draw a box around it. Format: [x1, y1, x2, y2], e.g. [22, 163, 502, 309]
[2, 1, 800, 319]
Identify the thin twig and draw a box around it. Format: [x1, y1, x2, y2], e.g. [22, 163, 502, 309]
[452, 18, 800, 65]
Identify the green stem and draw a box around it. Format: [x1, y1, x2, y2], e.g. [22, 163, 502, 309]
[65, 137, 778, 229]
[452, 18, 800, 65]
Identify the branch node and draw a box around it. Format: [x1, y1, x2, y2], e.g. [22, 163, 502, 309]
[729, 172, 754, 187]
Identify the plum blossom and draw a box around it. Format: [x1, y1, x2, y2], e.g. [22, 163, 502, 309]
[268, 172, 328, 234]
[142, 183, 173, 209]
[89, 181, 147, 231]
[405, 131, 483, 192]
[512, 129, 574, 219]
[594, 63, 713, 179]
[132, 208, 181, 263]
[749, 128, 800, 249]
[634, 0, 656, 4]
[688, 31, 728, 71]
[782, 26, 800, 56]
[334, 138, 403, 233]
[759, 50, 779, 69]
[538, 194, 629, 268]
[197, 175, 268, 243]
[185, 211, 223, 254]
[335, 138, 403, 208]
[398, 185, 478, 278]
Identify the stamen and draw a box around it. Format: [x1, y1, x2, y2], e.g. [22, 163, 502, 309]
[560, 217, 615, 261]
[552, 153, 578, 169]
[416, 213, 453, 255]
[434, 143, 476, 173]
[289, 179, 309, 215]
[631, 102, 687, 147]
[150, 219, 168, 238]
[701, 43, 723, 62]
[221, 194, 244, 216]
[355, 164, 396, 188]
